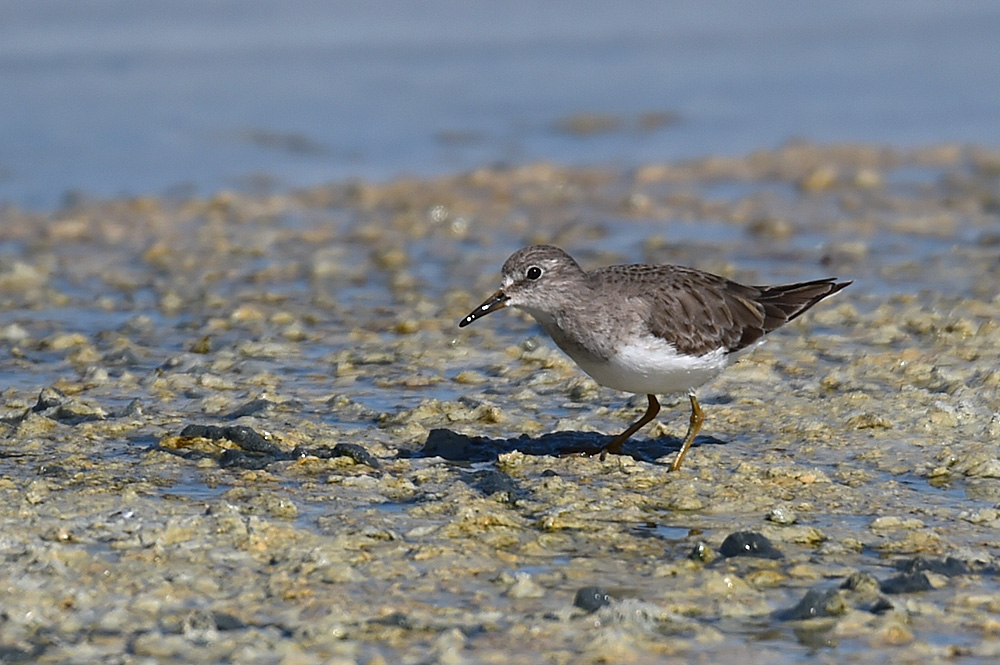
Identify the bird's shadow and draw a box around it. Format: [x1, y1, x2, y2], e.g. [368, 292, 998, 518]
[399, 428, 726, 465]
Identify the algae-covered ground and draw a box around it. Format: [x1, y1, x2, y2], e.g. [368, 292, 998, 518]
[3, 142, 1000, 663]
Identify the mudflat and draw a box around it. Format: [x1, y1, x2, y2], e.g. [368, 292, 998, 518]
[2, 141, 1000, 663]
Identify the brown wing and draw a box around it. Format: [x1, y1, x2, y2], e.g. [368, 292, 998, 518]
[594, 265, 850, 356]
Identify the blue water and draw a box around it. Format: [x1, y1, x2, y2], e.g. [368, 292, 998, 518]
[2, 0, 999, 210]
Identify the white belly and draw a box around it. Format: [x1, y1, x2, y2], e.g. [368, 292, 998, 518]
[571, 334, 729, 395]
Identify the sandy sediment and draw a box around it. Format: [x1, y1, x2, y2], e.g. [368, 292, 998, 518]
[2, 141, 1000, 663]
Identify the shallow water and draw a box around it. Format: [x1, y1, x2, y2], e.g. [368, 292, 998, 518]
[3, 144, 1000, 662]
[3, 1, 1000, 209]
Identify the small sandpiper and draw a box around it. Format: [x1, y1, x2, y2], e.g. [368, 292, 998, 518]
[459, 244, 850, 470]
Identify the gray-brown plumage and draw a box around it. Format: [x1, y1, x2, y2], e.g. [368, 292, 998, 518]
[460, 244, 850, 470]
[595, 263, 848, 357]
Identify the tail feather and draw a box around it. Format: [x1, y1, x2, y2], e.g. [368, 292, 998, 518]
[759, 278, 851, 332]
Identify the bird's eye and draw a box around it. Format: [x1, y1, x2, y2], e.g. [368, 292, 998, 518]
[526, 266, 543, 280]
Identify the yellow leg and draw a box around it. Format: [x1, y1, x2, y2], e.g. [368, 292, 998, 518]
[669, 394, 703, 472]
[600, 394, 660, 460]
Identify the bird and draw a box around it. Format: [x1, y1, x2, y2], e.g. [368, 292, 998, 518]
[458, 244, 850, 471]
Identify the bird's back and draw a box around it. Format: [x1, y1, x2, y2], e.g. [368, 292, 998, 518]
[589, 263, 849, 357]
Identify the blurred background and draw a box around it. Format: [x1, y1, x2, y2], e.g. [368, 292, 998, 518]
[2, 0, 999, 210]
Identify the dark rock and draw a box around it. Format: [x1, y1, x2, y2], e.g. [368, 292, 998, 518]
[178, 424, 282, 455]
[218, 449, 270, 470]
[402, 428, 637, 462]
[411, 428, 497, 462]
[300, 443, 380, 469]
[331, 443, 380, 469]
[880, 570, 932, 594]
[897, 556, 969, 577]
[719, 531, 783, 559]
[37, 464, 69, 478]
[777, 588, 847, 621]
[179, 424, 225, 439]
[223, 425, 282, 454]
[179, 424, 381, 470]
[574, 586, 612, 613]
[219, 449, 247, 468]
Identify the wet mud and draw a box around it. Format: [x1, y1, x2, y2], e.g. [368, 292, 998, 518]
[2, 141, 1000, 663]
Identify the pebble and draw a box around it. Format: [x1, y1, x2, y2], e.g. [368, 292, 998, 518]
[574, 586, 613, 613]
[880, 570, 933, 594]
[719, 532, 784, 559]
[779, 588, 849, 620]
[766, 505, 798, 525]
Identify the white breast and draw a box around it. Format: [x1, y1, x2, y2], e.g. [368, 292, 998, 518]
[571, 334, 730, 395]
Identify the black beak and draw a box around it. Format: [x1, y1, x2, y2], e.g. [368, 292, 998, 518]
[458, 289, 509, 327]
